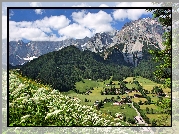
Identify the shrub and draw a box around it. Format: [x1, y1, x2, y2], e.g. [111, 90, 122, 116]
[9, 70, 128, 126]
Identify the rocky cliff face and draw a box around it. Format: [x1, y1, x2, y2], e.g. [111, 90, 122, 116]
[9, 17, 165, 66]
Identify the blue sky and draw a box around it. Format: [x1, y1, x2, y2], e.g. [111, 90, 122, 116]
[2, 2, 161, 42]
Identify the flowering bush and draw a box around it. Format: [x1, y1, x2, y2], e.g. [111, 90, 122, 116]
[9, 70, 128, 126]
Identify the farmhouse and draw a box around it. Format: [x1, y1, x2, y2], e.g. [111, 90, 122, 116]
[93, 100, 99, 106]
[113, 102, 121, 105]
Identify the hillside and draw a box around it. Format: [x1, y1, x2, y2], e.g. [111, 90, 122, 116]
[9, 70, 129, 126]
[19, 45, 136, 92]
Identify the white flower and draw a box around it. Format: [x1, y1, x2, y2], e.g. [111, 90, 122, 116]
[21, 115, 31, 120]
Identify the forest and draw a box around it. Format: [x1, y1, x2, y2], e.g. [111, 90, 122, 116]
[17, 43, 168, 92]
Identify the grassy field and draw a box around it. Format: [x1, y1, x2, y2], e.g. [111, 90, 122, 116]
[100, 103, 137, 119]
[132, 97, 147, 103]
[139, 104, 158, 113]
[146, 114, 171, 126]
[123, 77, 134, 83]
[126, 83, 138, 89]
[75, 79, 99, 92]
[124, 76, 171, 94]
[63, 90, 120, 106]
[62, 76, 171, 126]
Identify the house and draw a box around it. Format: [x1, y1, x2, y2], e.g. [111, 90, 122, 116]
[113, 102, 120, 105]
[94, 100, 100, 106]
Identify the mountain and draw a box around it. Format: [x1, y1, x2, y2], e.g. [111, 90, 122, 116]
[9, 17, 165, 66]
[19, 45, 135, 92]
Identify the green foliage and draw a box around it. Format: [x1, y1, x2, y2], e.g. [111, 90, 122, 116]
[157, 99, 171, 115]
[9, 70, 128, 126]
[146, 107, 150, 114]
[20, 46, 134, 92]
[146, 8, 172, 88]
[127, 117, 136, 124]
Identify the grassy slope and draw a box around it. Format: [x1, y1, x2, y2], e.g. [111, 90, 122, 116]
[9, 70, 129, 126]
[100, 103, 137, 119]
[124, 76, 171, 93]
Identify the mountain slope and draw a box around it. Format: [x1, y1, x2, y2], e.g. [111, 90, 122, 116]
[19, 45, 134, 92]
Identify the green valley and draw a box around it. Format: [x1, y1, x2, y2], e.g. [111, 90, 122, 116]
[9, 44, 171, 127]
[61, 75, 171, 126]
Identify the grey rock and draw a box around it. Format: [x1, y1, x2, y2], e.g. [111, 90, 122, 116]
[9, 17, 165, 66]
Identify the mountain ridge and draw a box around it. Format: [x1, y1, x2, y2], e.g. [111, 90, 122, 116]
[9, 17, 165, 66]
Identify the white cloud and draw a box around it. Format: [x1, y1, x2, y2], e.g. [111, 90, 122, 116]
[58, 23, 92, 39]
[72, 10, 113, 33]
[9, 15, 71, 41]
[113, 9, 151, 21]
[9, 21, 47, 41]
[35, 9, 43, 15]
[113, 2, 161, 21]
[127, 9, 150, 20]
[99, 4, 109, 7]
[113, 9, 128, 21]
[34, 15, 70, 30]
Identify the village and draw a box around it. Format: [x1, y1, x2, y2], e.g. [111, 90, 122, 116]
[65, 76, 171, 126]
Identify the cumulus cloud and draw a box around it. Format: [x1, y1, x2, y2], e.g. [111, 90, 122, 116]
[113, 2, 161, 21]
[34, 15, 71, 30]
[30, 2, 44, 15]
[59, 23, 92, 39]
[113, 9, 151, 21]
[9, 15, 71, 41]
[72, 10, 114, 33]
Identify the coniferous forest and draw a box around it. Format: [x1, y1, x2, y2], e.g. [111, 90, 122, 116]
[17, 45, 165, 92]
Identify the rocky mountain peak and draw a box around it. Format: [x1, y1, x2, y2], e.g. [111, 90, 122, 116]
[9, 17, 165, 66]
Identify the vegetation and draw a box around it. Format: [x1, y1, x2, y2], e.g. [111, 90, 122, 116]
[20, 46, 136, 92]
[8, 8, 172, 127]
[9, 70, 129, 126]
[146, 8, 172, 88]
[19, 44, 166, 94]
